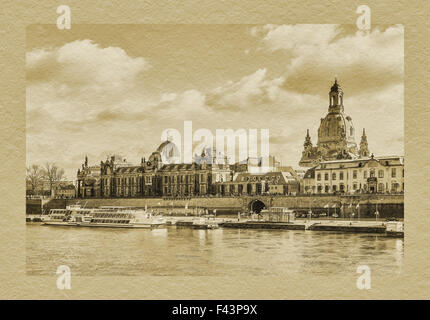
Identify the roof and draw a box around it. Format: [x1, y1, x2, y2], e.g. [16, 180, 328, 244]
[304, 167, 316, 179]
[159, 163, 212, 171]
[116, 166, 144, 174]
[233, 171, 298, 184]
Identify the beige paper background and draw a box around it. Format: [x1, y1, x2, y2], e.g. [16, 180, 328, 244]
[0, 0, 429, 299]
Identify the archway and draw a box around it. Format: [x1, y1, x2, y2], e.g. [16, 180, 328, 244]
[249, 199, 267, 214]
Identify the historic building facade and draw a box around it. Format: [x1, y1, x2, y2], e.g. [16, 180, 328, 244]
[213, 167, 301, 196]
[77, 156, 101, 197]
[76, 140, 301, 198]
[77, 141, 231, 198]
[299, 79, 370, 167]
[303, 155, 404, 194]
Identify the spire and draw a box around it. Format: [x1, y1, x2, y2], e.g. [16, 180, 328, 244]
[85, 155, 88, 167]
[329, 78, 344, 112]
[304, 129, 313, 149]
[359, 128, 370, 157]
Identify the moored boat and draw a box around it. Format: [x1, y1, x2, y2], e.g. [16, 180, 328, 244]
[192, 217, 219, 229]
[41, 205, 166, 229]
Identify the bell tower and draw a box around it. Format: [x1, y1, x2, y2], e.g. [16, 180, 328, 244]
[329, 78, 344, 113]
[359, 128, 370, 157]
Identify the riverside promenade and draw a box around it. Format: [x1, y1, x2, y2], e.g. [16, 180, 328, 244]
[27, 193, 404, 218]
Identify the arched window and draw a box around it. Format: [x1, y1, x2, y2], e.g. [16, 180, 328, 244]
[332, 173, 336, 180]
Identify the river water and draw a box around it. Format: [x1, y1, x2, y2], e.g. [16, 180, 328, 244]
[26, 224, 403, 276]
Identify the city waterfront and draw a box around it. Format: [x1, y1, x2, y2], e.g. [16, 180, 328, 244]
[26, 223, 403, 276]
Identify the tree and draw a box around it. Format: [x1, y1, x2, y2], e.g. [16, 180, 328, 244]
[26, 164, 43, 195]
[43, 162, 65, 197]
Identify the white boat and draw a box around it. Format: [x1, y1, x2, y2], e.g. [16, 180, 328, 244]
[41, 205, 166, 229]
[192, 217, 219, 229]
[41, 205, 92, 226]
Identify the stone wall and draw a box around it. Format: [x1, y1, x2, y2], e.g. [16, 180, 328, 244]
[28, 194, 404, 218]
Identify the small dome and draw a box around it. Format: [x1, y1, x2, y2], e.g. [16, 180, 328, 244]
[156, 140, 181, 164]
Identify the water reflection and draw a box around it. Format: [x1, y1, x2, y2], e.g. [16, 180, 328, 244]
[26, 225, 403, 276]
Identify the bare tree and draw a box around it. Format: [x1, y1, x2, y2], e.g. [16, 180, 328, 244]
[43, 162, 65, 197]
[26, 164, 43, 195]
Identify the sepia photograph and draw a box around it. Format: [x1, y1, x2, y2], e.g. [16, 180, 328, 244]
[25, 23, 404, 279]
[5, 0, 430, 306]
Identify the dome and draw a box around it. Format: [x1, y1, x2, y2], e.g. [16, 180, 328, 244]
[318, 112, 357, 152]
[156, 140, 181, 164]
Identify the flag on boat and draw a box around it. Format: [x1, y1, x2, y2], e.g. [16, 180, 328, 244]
[332, 204, 336, 208]
[324, 204, 329, 208]
[349, 203, 352, 208]
[185, 203, 188, 210]
[356, 203, 360, 209]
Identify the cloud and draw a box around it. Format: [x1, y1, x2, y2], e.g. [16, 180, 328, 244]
[26, 40, 150, 121]
[206, 68, 285, 111]
[26, 26, 404, 178]
[27, 39, 149, 88]
[252, 24, 404, 96]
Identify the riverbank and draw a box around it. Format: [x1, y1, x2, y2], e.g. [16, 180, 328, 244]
[27, 194, 404, 218]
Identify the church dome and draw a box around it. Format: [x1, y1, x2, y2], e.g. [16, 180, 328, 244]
[156, 140, 181, 164]
[318, 112, 355, 144]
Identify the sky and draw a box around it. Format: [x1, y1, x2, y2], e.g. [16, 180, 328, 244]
[26, 24, 404, 179]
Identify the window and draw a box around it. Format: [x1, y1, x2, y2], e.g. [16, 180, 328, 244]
[332, 185, 337, 192]
[353, 170, 357, 179]
[391, 168, 396, 178]
[364, 171, 367, 179]
[332, 173, 336, 180]
[339, 172, 344, 180]
[378, 183, 384, 192]
[325, 173, 329, 181]
[378, 170, 384, 178]
[317, 173, 321, 181]
[370, 170, 375, 178]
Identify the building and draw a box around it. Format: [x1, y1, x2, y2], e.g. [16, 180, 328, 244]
[213, 167, 301, 196]
[299, 79, 370, 167]
[303, 154, 404, 194]
[55, 183, 76, 198]
[80, 141, 227, 198]
[77, 156, 101, 197]
[76, 139, 297, 198]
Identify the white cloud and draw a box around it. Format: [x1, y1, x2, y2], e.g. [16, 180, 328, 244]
[252, 24, 404, 95]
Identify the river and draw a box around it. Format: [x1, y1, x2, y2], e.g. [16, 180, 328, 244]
[26, 224, 403, 276]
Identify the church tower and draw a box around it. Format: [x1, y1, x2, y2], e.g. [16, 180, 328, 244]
[359, 128, 370, 157]
[299, 79, 363, 167]
[328, 78, 344, 114]
[303, 129, 313, 150]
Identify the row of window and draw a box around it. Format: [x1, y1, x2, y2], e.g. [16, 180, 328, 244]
[91, 219, 130, 224]
[163, 174, 207, 184]
[316, 168, 403, 181]
[313, 182, 401, 192]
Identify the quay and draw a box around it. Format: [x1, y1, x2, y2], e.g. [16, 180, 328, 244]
[221, 221, 305, 230]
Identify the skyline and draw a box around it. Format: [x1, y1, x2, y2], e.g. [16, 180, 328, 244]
[26, 24, 404, 179]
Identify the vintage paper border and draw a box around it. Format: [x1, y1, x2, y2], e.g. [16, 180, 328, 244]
[0, 0, 428, 299]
